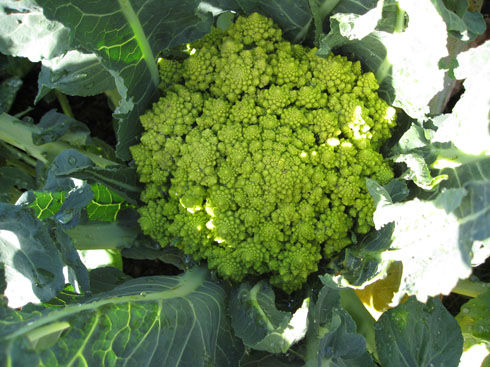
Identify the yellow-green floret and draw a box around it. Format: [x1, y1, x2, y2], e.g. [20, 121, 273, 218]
[130, 13, 397, 292]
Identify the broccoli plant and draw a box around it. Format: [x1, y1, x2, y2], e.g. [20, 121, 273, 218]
[0, 1, 488, 367]
[131, 13, 396, 292]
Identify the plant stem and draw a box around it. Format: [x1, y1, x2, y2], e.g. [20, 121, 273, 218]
[55, 90, 74, 118]
[104, 88, 121, 110]
[452, 278, 489, 298]
[394, 4, 405, 33]
[0, 112, 119, 168]
[64, 222, 140, 250]
[318, 0, 342, 18]
[339, 288, 378, 360]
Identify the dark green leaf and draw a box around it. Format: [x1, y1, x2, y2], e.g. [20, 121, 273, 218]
[89, 267, 131, 294]
[55, 181, 94, 229]
[122, 246, 188, 270]
[337, 223, 395, 286]
[53, 226, 90, 294]
[0, 112, 119, 168]
[456, 290, 490, 365]
[33, 110, 91, 147]
[375, 297, 463, 367]
[0, 267, 243, 367]
[383, 179, 409, 203]
[304, 279, 374, 366]
[230, 280, 307, 354]
[38, 0, 215, 160]
[239, 349, 303, 366]
[35, 51, 116, 103]
[0, 54, 34, 78]
[42, 148, 140, 205]
[0, 77, 22, 114]
[432, 0, 486, 41]
[0, 203, 65, 307]
[318, 310, 375, 367]
[0, 166, 36, 203]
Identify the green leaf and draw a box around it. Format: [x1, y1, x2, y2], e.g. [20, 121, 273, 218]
[39, 148, 140, 205]
[0, 267, 243, 366]
[0, 54, 34, 78]
[318, 310, 375, 366]
[122, 246, 188, 270]
[0, 166, 36, 203]
[0, 76, 22, 114]
[63, 218, 141, 250]
[35, 51, 116, 103]
[432, 0, 486, 41]
[89, 267, 131, 294]
[432, 41, 490, 156]
[375, 297, 464, 367]
[318, 0, 449, 120]
[336, 222, 395, 287]
[33, 109, 91, 147]
[367, 180, 476, 303]
[0, 203, 65, 307]
[395, 152, 448, 190]
[26, 183, 132, 222]
[53, 226, 90, 294]
[86, 184, 131, 221]
[37, 0, 215, 160]
[0, 0, 70, 62]
[382, 178, 409, 203]
[304, 278, 375, 367]
[0, 112, 119, 168]
[27, 191, 66, 219]
[230, 280, 308, 354]
[456, 290, 490, 367]
[239, 349, 304, 366]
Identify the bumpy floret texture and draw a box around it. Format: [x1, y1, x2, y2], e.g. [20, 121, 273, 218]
[130, 13, 396, 292]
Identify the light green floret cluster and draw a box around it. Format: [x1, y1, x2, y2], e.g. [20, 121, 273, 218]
[130, 13, 396, 292]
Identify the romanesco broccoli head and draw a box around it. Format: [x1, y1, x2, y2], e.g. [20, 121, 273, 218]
[130, 12, 397, 292]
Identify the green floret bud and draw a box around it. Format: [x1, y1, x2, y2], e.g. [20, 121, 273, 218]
[158, 58, 183, 90]
[373, 163, 395, 185]
[131, 12, 398, 293]
[226, 12, 282, 50]
[280, 107, 308, 129]
[310, 53, 360, 94]
[257, 85, 296, 114]
[295, 85, 328, 108]
[229, 96, 263, 124]
[182, 46, 218, 91]
[271, 42, 310, 87]
[212, 47, 271, 101]
[196, 98, 231, 129]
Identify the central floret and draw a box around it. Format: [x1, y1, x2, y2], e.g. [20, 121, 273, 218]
[130, 12, 396, 292]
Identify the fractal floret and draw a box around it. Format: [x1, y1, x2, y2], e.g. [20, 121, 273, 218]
[130, 12, 396, 292]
